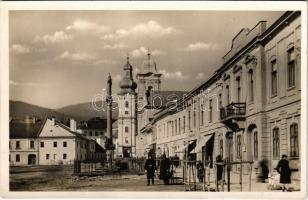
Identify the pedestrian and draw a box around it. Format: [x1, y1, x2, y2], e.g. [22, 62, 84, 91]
[276, 154, 292, 191]
[216, 155, 223, 191]
[144, 154, 157, 186]
[257, 159, 269, 183]
[160, 154, 171, 185]
[196, 161, 204, 183]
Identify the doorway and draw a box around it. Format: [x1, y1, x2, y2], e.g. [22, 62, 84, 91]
[28, 154, 36, 165]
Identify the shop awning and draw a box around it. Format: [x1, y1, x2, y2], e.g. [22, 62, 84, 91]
[191, 134, 214, 153]
[175, 140, 194, 153]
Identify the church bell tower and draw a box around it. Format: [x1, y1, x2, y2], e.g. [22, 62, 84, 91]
[117, 56, 138, 158]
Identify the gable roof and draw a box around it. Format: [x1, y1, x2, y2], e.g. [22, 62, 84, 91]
[10, 119, 45, 139]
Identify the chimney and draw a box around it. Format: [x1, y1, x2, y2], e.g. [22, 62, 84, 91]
[51, 116, 56, 126]
[70, 118, 76, 132]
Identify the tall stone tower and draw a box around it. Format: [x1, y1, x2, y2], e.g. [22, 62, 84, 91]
[136, 51, 162, 103]
[117, 56, 138, 158]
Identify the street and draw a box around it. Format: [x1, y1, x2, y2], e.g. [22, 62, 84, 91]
[9, 165, 299, 192]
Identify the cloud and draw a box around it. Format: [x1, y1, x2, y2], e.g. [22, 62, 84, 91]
[33, 31, 73, 44]
[9, 80, 40, 87]
[92, 59, 117, 65]
[102, 20, 178, 41]
[11, 44, 31, 54]
[113, 74, 122, 82]
[130, 47, 166, 58]
[196, 72, 206, 80]
[56, 51, 117, 66]
[179, 42, 220, 52]
[66, 19, 110, 33]
[158, 69, 189, 81]
[103, 43, 127, 50]
[57, 51, 95, 62]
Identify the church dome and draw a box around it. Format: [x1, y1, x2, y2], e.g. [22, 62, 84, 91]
[118, 56, 137, 95]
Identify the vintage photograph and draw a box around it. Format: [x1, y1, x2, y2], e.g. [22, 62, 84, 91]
[2, 3, 305, 196]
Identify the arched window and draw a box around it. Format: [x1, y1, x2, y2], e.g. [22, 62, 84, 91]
[273, 128, 280, 158]
[290, 123, 299, 157]
[253, 131, 258, 159]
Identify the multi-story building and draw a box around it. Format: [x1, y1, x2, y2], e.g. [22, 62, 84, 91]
[9, 117, 43, 166]
[139, 11, 301, 184]
[78, 117, 108, 148]
[38, 117, 105, 165]
[9, 116, 105, 166]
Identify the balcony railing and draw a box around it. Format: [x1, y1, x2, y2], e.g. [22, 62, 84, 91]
[220, 103, 246, 121]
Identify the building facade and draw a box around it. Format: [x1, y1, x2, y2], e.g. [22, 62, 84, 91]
[139, 11, 301, 183]
[10, 117, 105, 166]
[9, 117, 43, 166]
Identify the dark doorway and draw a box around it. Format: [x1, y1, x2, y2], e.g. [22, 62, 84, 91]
[201, 135, 214, 168]
[123, 147, 131, 158]
[28, 154, 36, 165]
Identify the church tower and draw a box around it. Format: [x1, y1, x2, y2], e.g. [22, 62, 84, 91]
[117, 56, 138, 158]
[136, 50, 162, 104]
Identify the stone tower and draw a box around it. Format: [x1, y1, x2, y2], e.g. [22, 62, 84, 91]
[117, 56, 138, 158]
[136, 50, 162, 104]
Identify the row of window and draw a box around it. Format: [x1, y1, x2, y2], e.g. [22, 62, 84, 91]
[84, 131, 104, 137]
[272, 123, 299, 158]
[40, 141, 67, 148]
[271, 47, 296, 96]
[45, 153, 67, 160]
[233, 123, 299, 159]
[9, 140, 35, 149]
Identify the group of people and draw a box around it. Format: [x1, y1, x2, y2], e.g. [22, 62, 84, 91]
[144, 154, 171, 186]
[145, 153, 293, 191]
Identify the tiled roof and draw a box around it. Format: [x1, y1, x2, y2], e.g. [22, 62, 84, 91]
[9, 119, 45, 139]
[79, 117, 108, 130]
[148, 90, 187, 109]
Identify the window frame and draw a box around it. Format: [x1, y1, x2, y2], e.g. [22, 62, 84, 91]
[16, 154, 20, 162]
[290, 123, 299, 158]
[253, 130, 258, 160]
[271, 59, 278, 97]
[287, 47, 296, 88]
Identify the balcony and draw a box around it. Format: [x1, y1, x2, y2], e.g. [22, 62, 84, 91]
[220, 103, 246, 131]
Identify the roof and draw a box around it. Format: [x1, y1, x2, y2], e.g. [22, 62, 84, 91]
[95, 142, 106, 153]
[146, 90, 188, 109]
[79, 117, 108, 130]
[10, 119, 44, 139]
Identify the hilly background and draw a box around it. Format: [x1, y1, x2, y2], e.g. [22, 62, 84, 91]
[10, 100, 118, 122]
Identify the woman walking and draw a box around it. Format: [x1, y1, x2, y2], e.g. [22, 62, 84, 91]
[276, 155, 292, 191]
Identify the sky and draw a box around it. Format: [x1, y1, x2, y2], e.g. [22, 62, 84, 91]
[9, 11, 284, 109]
